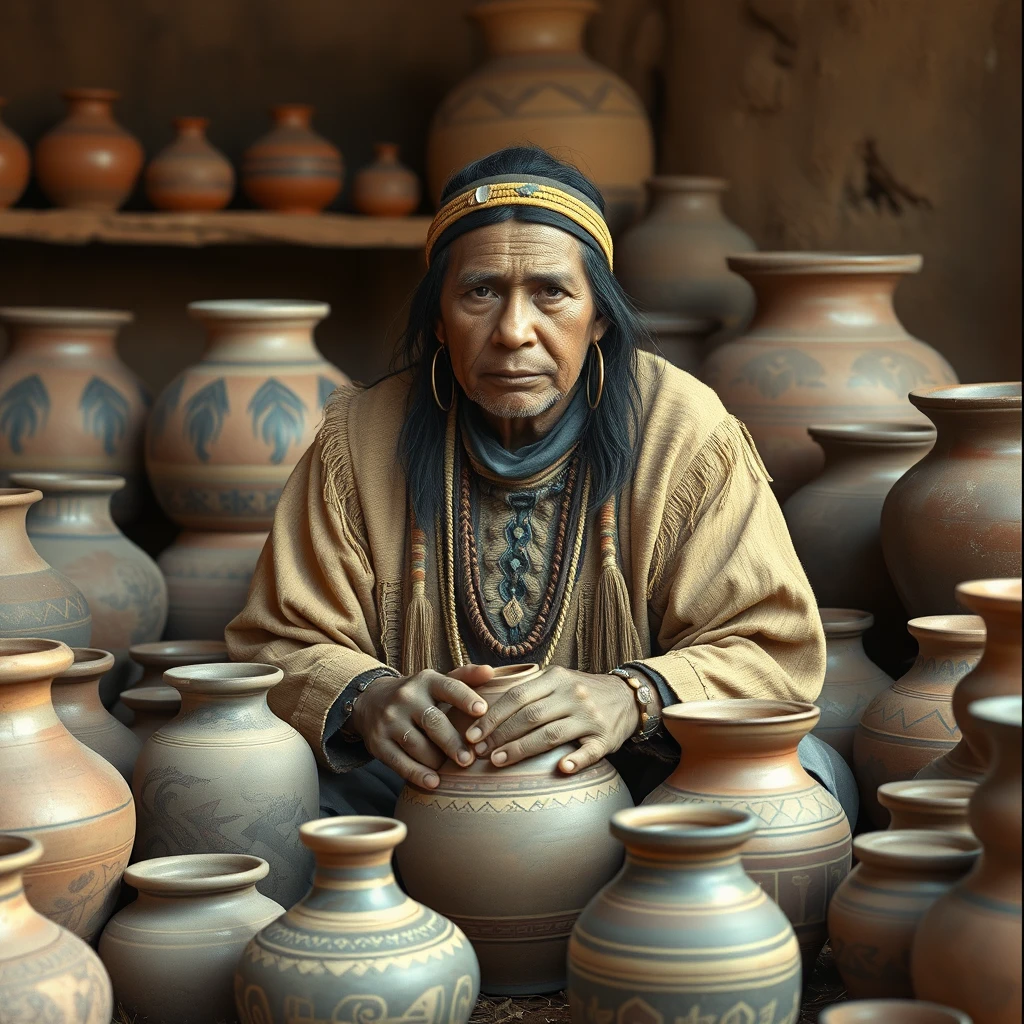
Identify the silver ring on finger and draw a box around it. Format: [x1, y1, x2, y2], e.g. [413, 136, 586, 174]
[420, 705, 444, 730]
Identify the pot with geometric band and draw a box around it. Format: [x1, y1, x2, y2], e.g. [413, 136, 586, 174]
[0, 638, 135, 942]
[234, 817, 479, 1024]
[567, 805, 802, 1023]
[145, 116, 235, 212]
[395, 664, 633, 995]
[699, 253, 958, 502]
[853, 615, 984, 828]
[828, 829, 980, 999]
[878, 780, 977, 834]
[121, 685, 181, 743]
[352, 143, 421, 217]
[643, 699, 853, 967]
[0, 833, 113, 1023]
[132, 662, 319, 909]
[819, 1001, 973, 1024]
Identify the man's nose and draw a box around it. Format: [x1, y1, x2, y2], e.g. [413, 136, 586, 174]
[492, 289, 536, 348]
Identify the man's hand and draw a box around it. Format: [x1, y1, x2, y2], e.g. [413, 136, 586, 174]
[348, 664, 494, 789]
[463, 666, 648, 775]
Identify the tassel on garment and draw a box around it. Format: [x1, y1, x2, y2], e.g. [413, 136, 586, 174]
[402, 522, 437, 675]
[590, 497, 643, 674]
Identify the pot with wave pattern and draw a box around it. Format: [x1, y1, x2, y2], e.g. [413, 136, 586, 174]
[567, 804, 802, 1023]
[699, 253, 957, 501]
[132, 662, 319, 909]
[235, 817, 479, 1024]
[0, 639, 135, 942]
[643, 699, 852, 967]
[0, 306, 148, 522]
[854, 615, 985, 827]
[878, 779, 976, 833]
[394, 664, 633, 995]
[0, 834, 113, 1023]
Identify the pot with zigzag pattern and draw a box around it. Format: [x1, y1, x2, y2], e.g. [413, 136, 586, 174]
[643, 699, 853, 968]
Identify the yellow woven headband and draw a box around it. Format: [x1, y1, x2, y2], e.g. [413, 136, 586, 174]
[425, 175, 614, 270]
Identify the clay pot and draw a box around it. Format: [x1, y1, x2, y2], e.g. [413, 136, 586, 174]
[829, 829, 980, 998]
[146, 115, 235, 212]
[644, 699, 853, 966]
[699, 253, 958, 501]
[51, 647, 142, 784]
[121, 685, 181, 742]
[0, 833, 114, 1022]
[881, 383, 1022, 617]
[853, 614, 985, 828]
[0, 306, 148, 523]
[878, 780, 976, 833]
[617, 176, 756, 330]
[132, 662, 319, 909]
[911, 695, 1022, 1022]
[920, 579, 1022, 782]
[242, 104, 342, 214]
[0, 488, 91, 647]
[0, 97, 30, 208]
[99, 853, 283, 1023]
[34, 87, 143, 210]
[567, 804, 801, 1021]
[11, 471, 168, 703]
[352, 142, 421, 216]
[815, 608, 894, 764]
[0, 638, 135, 941]
[642, 312, 719, 376]
[235, 817, 479, 1023]
[819, 1001, 972, 1023]
[395, 664, 633, 995]
[426, 0, 654, 233]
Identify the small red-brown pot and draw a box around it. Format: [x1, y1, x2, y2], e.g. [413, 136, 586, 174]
[146, 115, 235, 211]
[351, 142, 420, 216]
[0, 96, 31, 208]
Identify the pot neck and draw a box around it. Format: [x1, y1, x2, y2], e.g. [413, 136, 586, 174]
[913, 404, 1022, 450]
[25, 486, 119, 537]
[825, 632, 872, 663]
[51, 674, 106, 714]
[174, 116, 209, 139]
[373, 142, 400, 163]
[193, 315, 325, 364]
[0, 863, 50, 947]
[473, 0, 594, 56]
[3, 321, 120, 360]
[816, 433, 935, 472]
[271, 104, 313, 129]
[969, 716, 1021, 865]
[646, 179, 727, 220]
[0, 673, 64, 737]
[63, 92, 116, 121]
[664, 714, 813, 763]
[0, 493, 49, 573]
[308, 845, 406, 915]
[174, 684, 273, 718]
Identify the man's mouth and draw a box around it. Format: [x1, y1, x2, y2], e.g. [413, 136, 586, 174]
[484, 371, 546, 384]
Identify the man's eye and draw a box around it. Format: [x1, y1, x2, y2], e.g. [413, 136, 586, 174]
[543, 286, 564, 298]
[471, 286, 492, 298]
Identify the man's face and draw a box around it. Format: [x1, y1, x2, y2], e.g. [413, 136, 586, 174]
[436, 220, 607, 423]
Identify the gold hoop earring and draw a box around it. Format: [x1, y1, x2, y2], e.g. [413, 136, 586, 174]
[431, 345, 454, 412]
[586, 342, 604, 410]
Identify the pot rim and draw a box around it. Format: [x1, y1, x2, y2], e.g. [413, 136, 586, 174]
[301, 815, 406, 854]
[10, 471, 125, 495]
[62, 87, 120, 103]
[0, 305, 133, 327]
[955, 578, 1022, 616]
[0, 638, 74, 685]
[0, 487, 41, 508]
[851, 828, 980, 872]
[641, 311, 721, 336]
[611, 804, 758, 850]
[819, 607, 875, 636]
[55, 647, 116, 682]
[0, 834, 43, 876]
[662, 698, 819, 727]
[726, 252, 922, 275]
[187, 299, 330, 323]
[906, 614, 986, 645]
[162, 661, 283, 695]
[129, 639, 230, 667]
[909, 380, 1021, 409]
[877, 778, 977, 811]
[818, 999, 973, 1024]
[124, 853, 270, 894]
[646, 175, 728, 193]
[807, 422, 936, 446]
[119, 684, 181, 713]
[968, 694, 1022, 730]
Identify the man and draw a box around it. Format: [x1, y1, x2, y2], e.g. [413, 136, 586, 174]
[226, 146, 855, 819]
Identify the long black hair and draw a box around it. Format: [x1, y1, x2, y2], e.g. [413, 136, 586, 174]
[398, 146, 648, 524]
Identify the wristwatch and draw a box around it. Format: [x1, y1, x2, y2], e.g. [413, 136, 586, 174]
[608, 667, 661, 743]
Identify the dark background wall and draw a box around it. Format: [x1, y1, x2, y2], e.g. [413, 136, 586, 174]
[0, 0, 1020, 389]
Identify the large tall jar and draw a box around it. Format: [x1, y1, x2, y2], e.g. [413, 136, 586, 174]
[616, 176, 756, 330]
[394, 666, 633, 995]
[912, 695, 1022, 1022]
[881, 383, 1022, 616]
[0, 834, 113, 1022]
[0, 639, 135, 942]
[853, 614, 985, 828]
[699, 254, 958, 501]
[920, 579, 1022, 782]
[567, 805, 801, 1022]
[132, 662, 319, 909]
[235, 817, 480, 1024]
[11, 472, 167, 703]
[643, 699, 852, 966]
[0, 487, 91, 647]
[426, 0, 654, 232]
[0, 306, 148, 523]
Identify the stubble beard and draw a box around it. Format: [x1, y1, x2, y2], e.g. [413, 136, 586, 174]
[468, 386, 565, 420]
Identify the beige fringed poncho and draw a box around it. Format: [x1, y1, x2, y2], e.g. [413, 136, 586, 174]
[226, 352, 825, 772]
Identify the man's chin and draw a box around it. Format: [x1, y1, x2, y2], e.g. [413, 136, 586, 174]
[469, 387, 564, 421]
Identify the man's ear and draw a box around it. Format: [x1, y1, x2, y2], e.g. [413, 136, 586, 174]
[435, 319, 448, 346]
[593, 316, 609, 343]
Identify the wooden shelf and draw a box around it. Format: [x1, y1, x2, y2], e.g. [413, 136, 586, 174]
[0, 209, 431, 249]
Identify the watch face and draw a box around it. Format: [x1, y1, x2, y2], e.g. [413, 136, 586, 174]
[636, 684, 653, 705]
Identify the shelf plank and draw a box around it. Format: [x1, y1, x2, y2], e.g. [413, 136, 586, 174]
[0, 209, 431, 249]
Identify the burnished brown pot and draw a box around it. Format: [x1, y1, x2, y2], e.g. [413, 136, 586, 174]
[0, 638, 134, 941]
[99, 854, 283, 1024]
[0, 487, 91, 647]
[352, 142, 420, 216]
[242, 104, 342, 214]
[881, 383, 1022, 616]
[814, 608, 893, 764]
[52, 647, 142, 784]
[853, 614, 984, 828]
[426, 0, 653, 232]
[0, 834, 113, 1021]
[567, 805, 801, 1022]
[911, 695, 1022, 1023]
[699, 253, 957, 501]
[617, 176, 756, 330]
[235, 817, 480, 1024]
[643, 699, 852, 966]
[394, 665, 633, 995]
[132, 662, 319, 909]
[121, 685, 180, 742]
[0, 97, 30, 208]
[878, 779, 977, 833]
[829, 829, 980, 998]
[146, 115, 235, 212]
[34, 88, 143, 210]
[819, 1001, 972, 1024]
